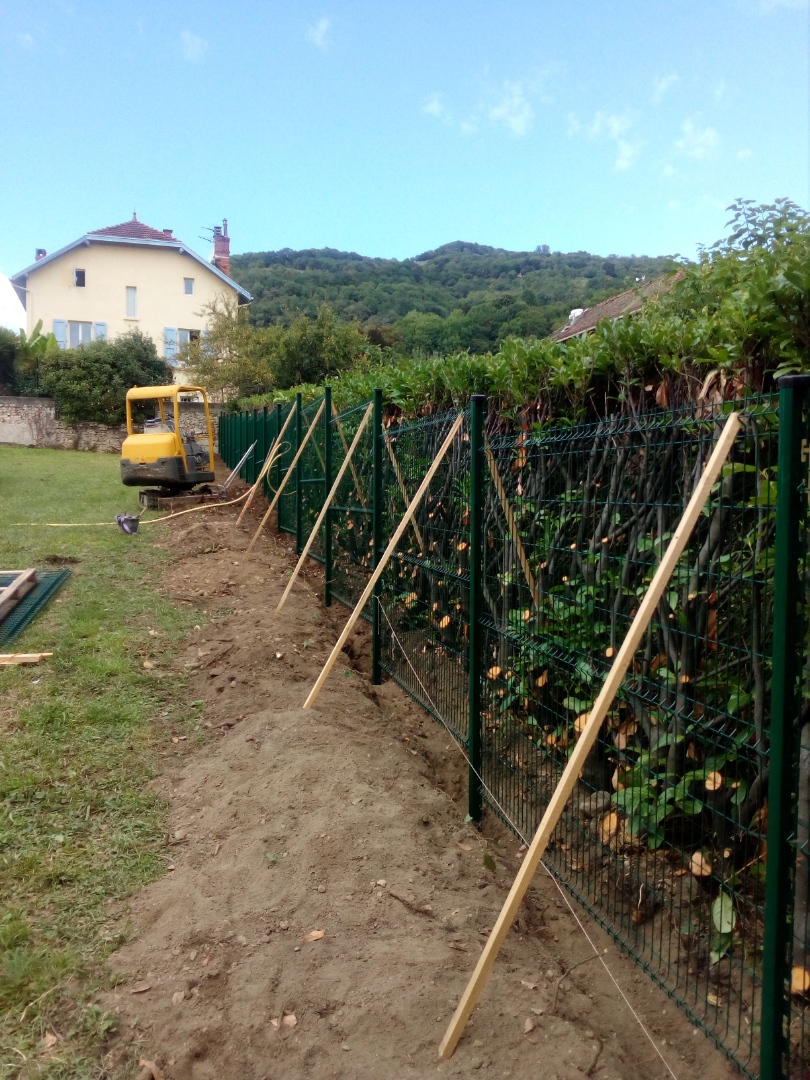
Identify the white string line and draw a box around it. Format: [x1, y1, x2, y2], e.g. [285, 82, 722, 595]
[375, 596, 680, 1080]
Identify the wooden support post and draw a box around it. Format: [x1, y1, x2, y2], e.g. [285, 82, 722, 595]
[236, 406, 296, 524]
[332, 402, 366, 504]
[384, 434, 425, 553]
[303, 413, 464, 709]
[0, 569, 37, 621]
[438, 411, 741, 1061]
[484, 434, 540, 609]
[246, 400, 326, 554]
[276, 402, 373, 613]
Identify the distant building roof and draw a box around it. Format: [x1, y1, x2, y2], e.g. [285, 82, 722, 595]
[89, 216, 177, 242]
[548, 273, 680, 343]
[11, 214, 252, 304]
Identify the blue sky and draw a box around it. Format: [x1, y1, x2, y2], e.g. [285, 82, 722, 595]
[1, 0, 807, 275]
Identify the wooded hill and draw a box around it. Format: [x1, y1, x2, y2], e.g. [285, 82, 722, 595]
[230, 242, 672, 354]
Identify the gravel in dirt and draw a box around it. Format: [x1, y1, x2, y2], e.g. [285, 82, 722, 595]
[101, 497, 734, 1080]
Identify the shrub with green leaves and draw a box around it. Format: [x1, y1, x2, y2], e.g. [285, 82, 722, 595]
[234, 198, 810, 423]
[40, 330, 171, 424]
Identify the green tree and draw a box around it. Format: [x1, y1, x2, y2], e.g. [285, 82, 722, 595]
[40, 330, 170, 424]
[271, 304, 374, 388]
[12, 319, 60, 395]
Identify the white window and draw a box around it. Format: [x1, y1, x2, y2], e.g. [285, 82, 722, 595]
[68, 321, 92, 348]
[74, 268, 85, 287]
[178, 329, 201, 346]
[184, 278, 194, 295]
[126, 285, 137, 318]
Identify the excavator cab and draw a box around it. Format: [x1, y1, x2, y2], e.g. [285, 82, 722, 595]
[120, 384, 216, 492]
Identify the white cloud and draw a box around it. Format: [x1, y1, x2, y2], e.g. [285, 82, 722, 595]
[306, 17, 331, 50]
[422, 73, 551, 138]
[573, 110, 642, 170]
[422, 93, 451, 124]
[653, 74, 678, 105]
[662, 164, 677, 177]
[737, 148, 752, 159]
[675, 119, 720, 158]
[180, 30, 208, 61]
[19, 32, 35, 49]
[487, 80, 533, 136]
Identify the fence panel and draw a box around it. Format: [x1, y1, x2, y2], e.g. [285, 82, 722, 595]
[480, 401, 783, 1076]
[328, 400, 375, 611]
[297, 395, 326, 560]
[277, 397, 298, 537]
[376, 409, 471, 745]
[216, 390, 810, 1079]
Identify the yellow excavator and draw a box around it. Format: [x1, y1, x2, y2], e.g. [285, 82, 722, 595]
[120, 384, 216, 497]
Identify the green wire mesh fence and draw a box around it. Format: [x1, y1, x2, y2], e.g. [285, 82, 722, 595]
[217, 383, 810, 1080]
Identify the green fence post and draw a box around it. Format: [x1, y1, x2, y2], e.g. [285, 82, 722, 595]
[324, 387, 333, 607]
[258, 406, 267, 478]
[274, 403, 283, 520]
[761, 375, 810, 1080]
[248, 410, 256, 483]
[468, 395, 486, 823]
[372, 388, 383, 685]
[240, 410, 248, 478]
[295, 392, 303, 553]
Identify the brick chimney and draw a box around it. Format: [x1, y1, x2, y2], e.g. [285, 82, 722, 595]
[212, 218, 230, 276]
[35, 248, 46, 260]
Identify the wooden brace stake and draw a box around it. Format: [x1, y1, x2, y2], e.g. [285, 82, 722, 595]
[276, 402, 373, 613]
[303, 412, 464, 709]
[385, 435, 425, 553]
[237, 406, 296, 524]
[484, 435, 540, 609]
[246, 400, 326, 553]
[438, 410, 741, 1060]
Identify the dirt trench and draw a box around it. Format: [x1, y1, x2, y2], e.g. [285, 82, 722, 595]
[101, 496, 734, 1080]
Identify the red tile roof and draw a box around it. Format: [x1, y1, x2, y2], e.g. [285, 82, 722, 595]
[88, 217, 177, 242]
[548, 273, 681, 343]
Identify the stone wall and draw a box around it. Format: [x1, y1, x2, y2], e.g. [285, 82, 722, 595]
[0, 397, 222, 454]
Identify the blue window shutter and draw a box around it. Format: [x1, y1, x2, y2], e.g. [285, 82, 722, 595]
[53, 319, 66, 349]
[164, 327, 178, 361]
[94, 322, 107, 341]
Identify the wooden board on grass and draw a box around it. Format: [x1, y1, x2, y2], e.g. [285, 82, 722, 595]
[0, 569, 37, 622]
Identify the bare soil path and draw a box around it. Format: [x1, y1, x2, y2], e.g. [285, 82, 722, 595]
[102, 494, 734, 1080]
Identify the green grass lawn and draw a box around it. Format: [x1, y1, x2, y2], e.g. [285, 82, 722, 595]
[0, 447, 202, 1077]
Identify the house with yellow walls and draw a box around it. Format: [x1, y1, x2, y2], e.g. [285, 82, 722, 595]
[10, 215, 251, 369]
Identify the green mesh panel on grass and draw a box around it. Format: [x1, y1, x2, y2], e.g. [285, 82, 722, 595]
[0, 570, 71, 648]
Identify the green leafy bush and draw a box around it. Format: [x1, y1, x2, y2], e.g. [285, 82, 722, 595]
[40, 330, 171, 424]
[235, 198, 810, 422]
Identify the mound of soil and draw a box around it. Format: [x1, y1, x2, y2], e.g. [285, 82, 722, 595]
[101, 496, 733, 1080]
